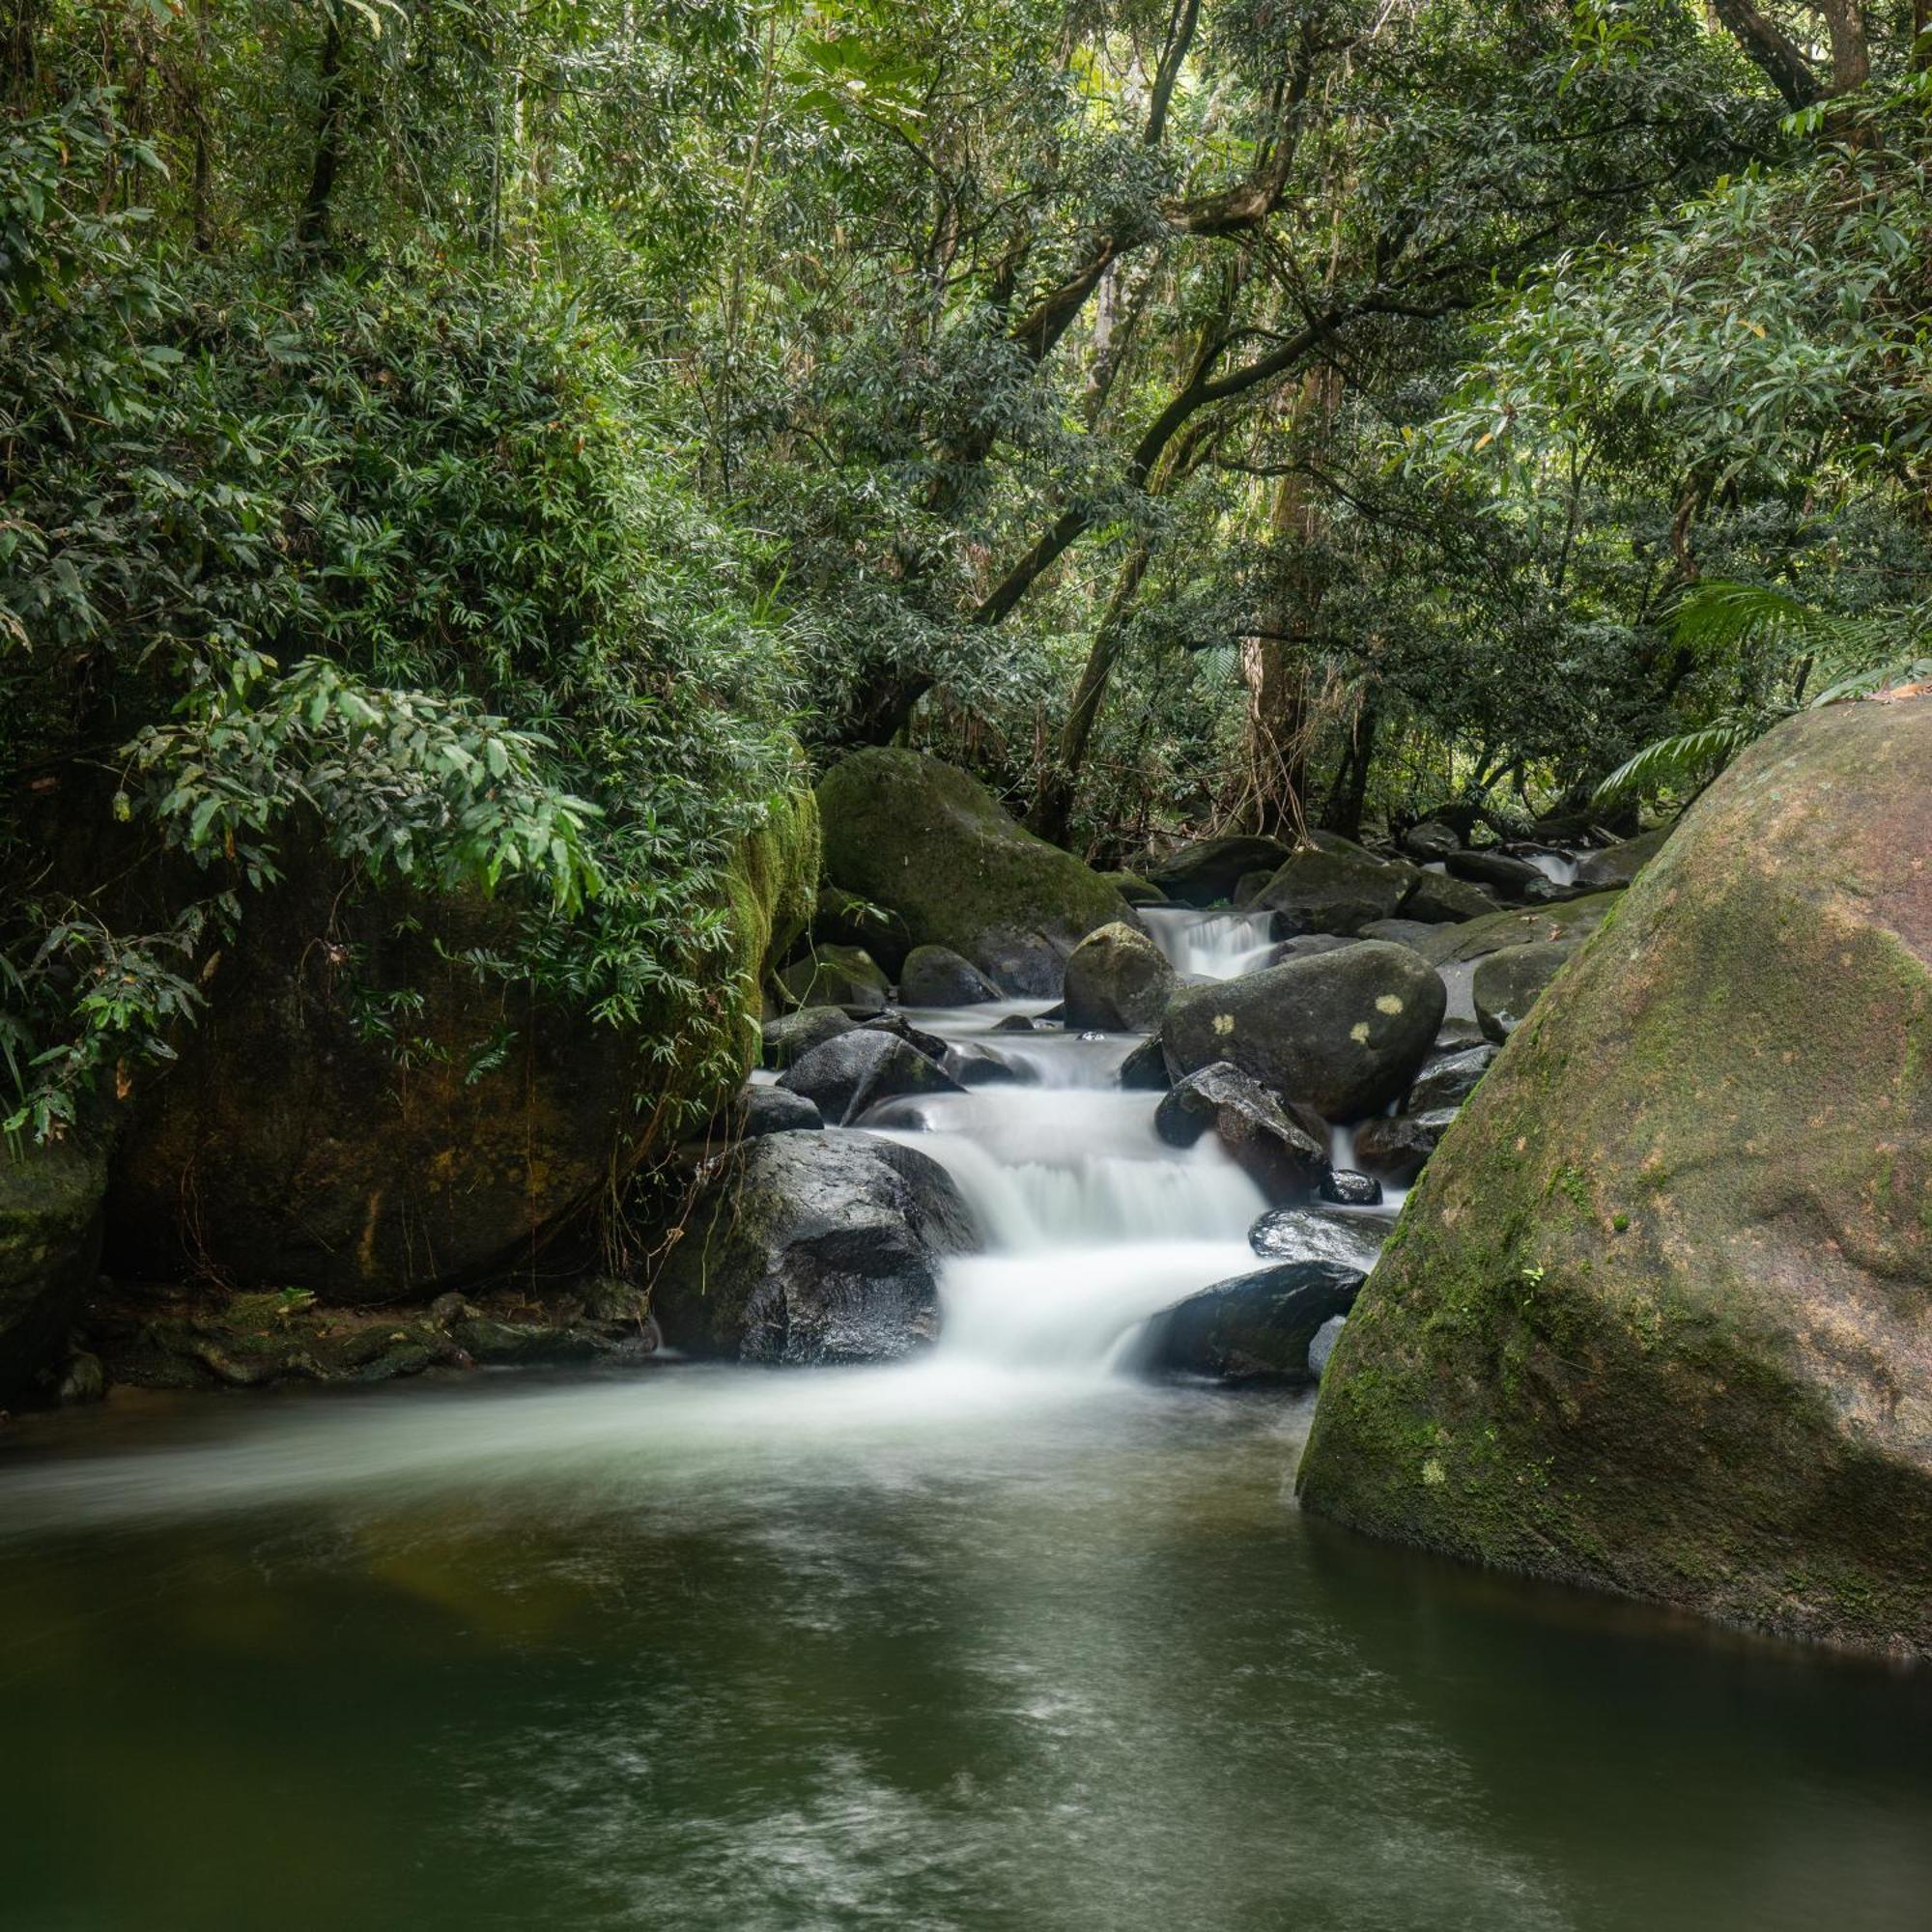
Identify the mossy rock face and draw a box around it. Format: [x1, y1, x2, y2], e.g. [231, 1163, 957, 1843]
[816, 750, 1125, 994]
[1417, 891, 1624, 967]
[1062, 922, 1178, 1031]
[1297, 700, 1932, 1659]
[108, 788, 819, 1303]
[776, 943, 890, 1013]
[0, 1137, 107, 1405]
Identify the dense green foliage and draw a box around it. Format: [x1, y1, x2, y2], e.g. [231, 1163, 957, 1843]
[3, 0, 1928, 1138]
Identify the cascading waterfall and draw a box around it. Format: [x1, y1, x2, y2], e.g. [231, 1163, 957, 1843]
[1138, 905, 1278, 980]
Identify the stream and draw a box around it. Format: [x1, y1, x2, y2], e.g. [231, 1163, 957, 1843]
[2, 911, 1929, 1931]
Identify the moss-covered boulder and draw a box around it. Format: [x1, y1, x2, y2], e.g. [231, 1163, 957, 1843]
[1063, 922, 1178, 1031]
[108, 791, 819, 1302]
[1417, 891, 1624, 967]
[776, 943, 890, 1012]
[1161, 941, 1446, 1121]
[1254, 847, 1417, 937]
[817, 750, 1124, 994]
[0, 1137, 107, 1405]
[1102, 869, 1169, 907]
[1297, 700, 1932, 1659]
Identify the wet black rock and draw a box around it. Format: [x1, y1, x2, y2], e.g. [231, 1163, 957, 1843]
[1154, 1063, 1328, 1202]
[1407, 1044, 1496, 1111]
[1138, 1259, 1367, 1385]
[761, 1007, 860, 1070]
[1146, 835, 1296, 907]
[778, 1029, 962, 1125]
[1352, 1107, 1460, 1183]
[1247, 1207, 1387, 1273]
[1320, 1169, 1383, 1208]
[741, 1085, 823, 1136]
[650, 1130, 977, 1365]
[1402, 820, 1463, 861]
[1118, 1036, 1172, 1091]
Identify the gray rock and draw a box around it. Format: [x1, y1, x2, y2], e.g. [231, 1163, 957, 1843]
[859, 1011, 951, 1061]
[1352, 1107, 1460, 1183]
[1063, 921, 1179, 1032]
[1138, 1259, 1366, 1385]
[761, 1006, 859, 1069]
[776, 944, 891, 1013]
[1473, 941, 1573, 1042]
[1101, 870, 1169, 907]
[1577, 827, 1671, 889]
[1146, 835, 1295, 907]
[1154, 1062, 1329, 1202]
[741, 1085, 823, 1136]
[1402, 820, 1463, 861]
[1445, 849, 1548, 897]
[0, 1137, 107, 1406]
[1356, 918, 1436, 952]
[1400, 869, 1497, 923]
[1118, 1036, 1171, 1092]
[1161, 941, 1446, 1122]
[1308, 1314, 1348, 1380]
[1262, 933, 1355, 967]
[1407, 1044, 1497, 1111]
[1254, 847, 1415, 937]
[898, 943, 1003, 1007]
[650, 1131, 977, 1364]
[778, 1029, 962, 1124]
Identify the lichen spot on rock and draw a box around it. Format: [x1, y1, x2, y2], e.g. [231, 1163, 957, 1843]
[1421, 1458, 1446, 1486]
[1375, 995, 1404, 1015]
[1212, 1012, 1236, 1037]
[1350, 1021, 1372, 1044]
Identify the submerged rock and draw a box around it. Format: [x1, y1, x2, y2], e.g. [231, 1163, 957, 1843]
[1155, 1063, 1329, 1202]
[1161, 941, 1446, 1121]
[778, 1029, 961, 1125]
[817, 749, 1124, 994]
[0, 1138, 107, 1406]
[1063, 922, 1179, 1032]
[1298, 698, 1932, 1659]
[899, 944, 1002, 1007]
[1140, 1260, 1366, 1385]
[651, 1130, 976, 1364]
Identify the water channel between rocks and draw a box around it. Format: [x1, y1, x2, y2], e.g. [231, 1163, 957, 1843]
[2, 909, 1929, 1932]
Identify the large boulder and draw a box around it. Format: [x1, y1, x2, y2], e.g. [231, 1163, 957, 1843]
[1063, 922, 1179, 1032]
[817, 750, 1124, 994]
[898, 944, 1002, 1007]
[0, 1138, 107, 1406]
[1402, 821, 1462, 861]
[1577, 827, 1671, 889]
[650, 1131, 977, 1364]
[1140, 1260, 1366, 1385]
[107, 792, 819, 1301]
[1145, 835, 1293, 907]
[1472, 941, 1573, 1042]
[1161, 941, 1446, 1121]
[1254, 847, 1415, 937]
[1298, 699, 1932, 1659]
[1154, 1063, 1329, 1202]
[777, 1028, 960, 1125]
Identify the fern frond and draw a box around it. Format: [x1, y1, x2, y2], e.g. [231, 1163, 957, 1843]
[1592, 717, 1762, 806]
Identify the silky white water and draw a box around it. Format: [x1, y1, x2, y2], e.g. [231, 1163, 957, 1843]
[1139, 904, 1278, 979]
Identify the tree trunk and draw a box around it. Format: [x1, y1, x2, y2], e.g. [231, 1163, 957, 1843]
[298, 10, 346, 252]
[1029, 538, 1152, 846]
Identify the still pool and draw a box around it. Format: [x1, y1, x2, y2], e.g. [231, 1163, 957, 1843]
[3, 1365, 1928, 1932]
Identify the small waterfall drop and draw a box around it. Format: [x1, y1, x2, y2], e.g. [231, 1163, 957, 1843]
[1139, 906, 1277, 980]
